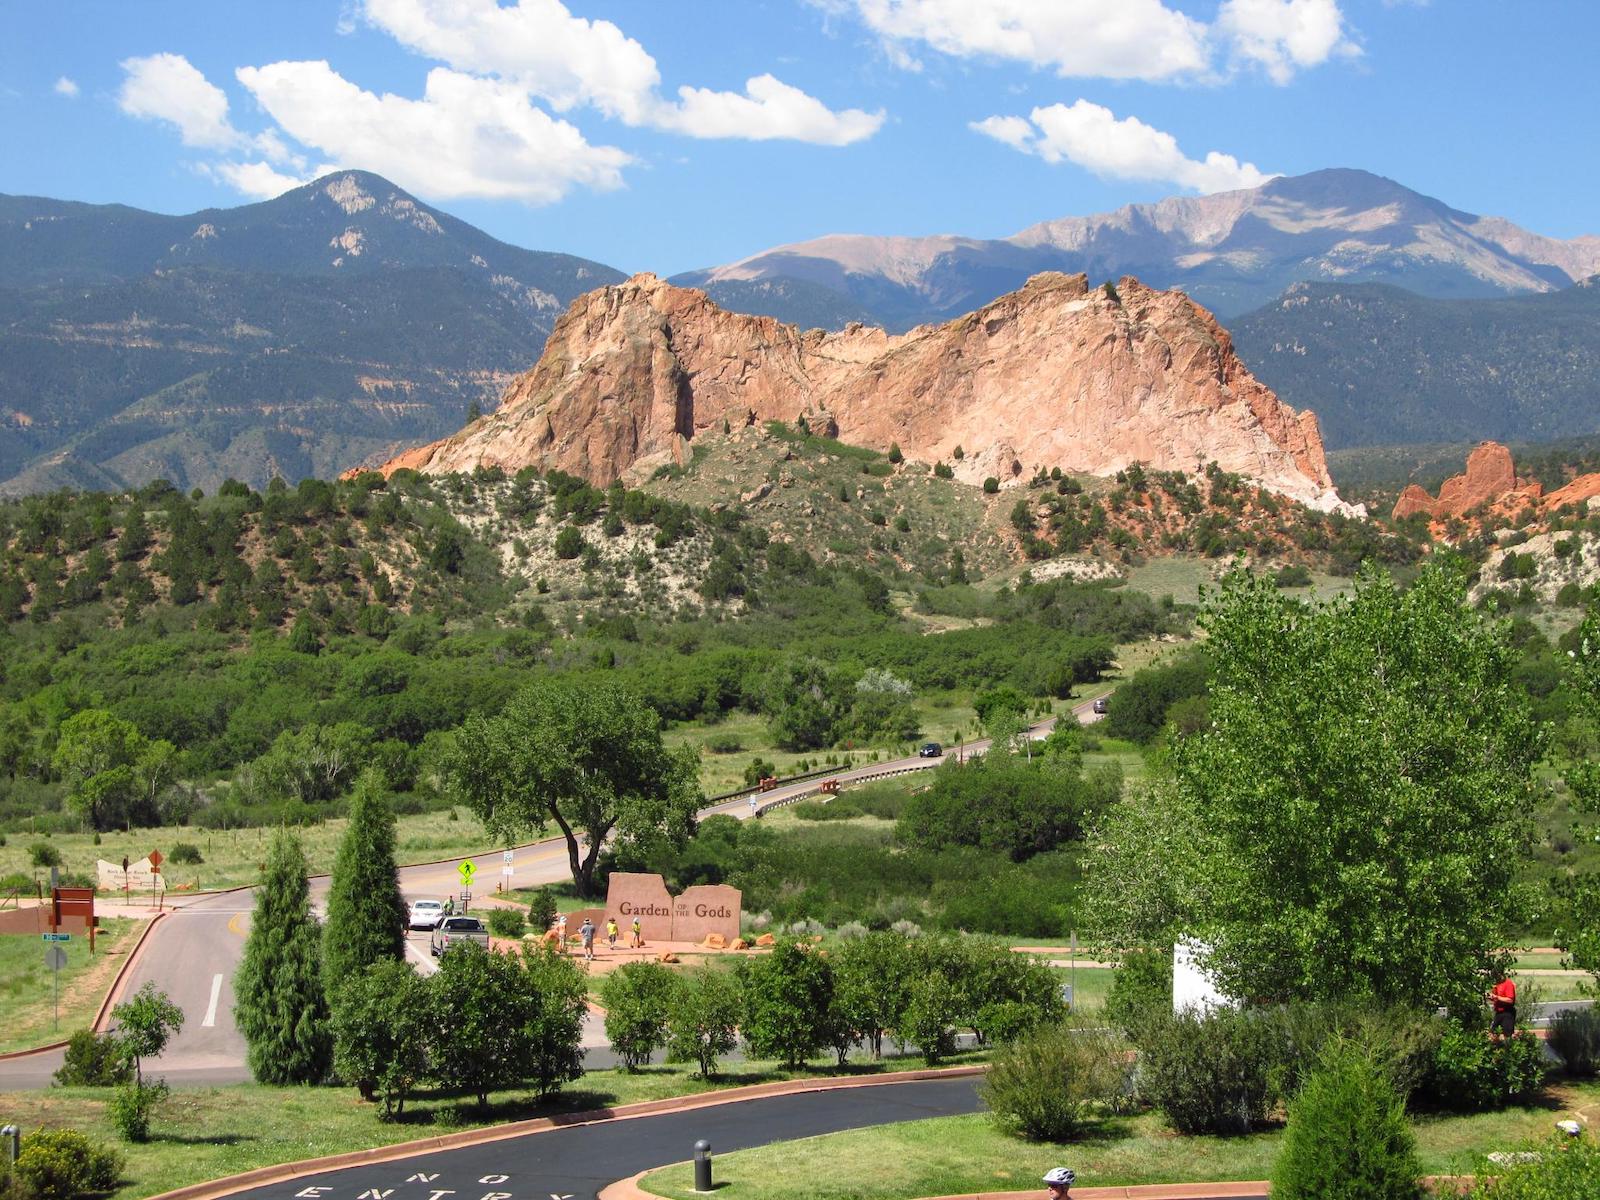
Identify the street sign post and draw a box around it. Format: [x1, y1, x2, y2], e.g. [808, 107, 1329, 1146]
[502, 849, 513, 876]
[41, 933, 71, 942]
[44, 942, 67, 1030]
[149, 850, 164, 912]
[458, 860, 476, 887]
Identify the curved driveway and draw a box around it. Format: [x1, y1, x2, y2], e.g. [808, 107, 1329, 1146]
[0, 699, 1104, 1090]
[211, 1074, 1262, 1200]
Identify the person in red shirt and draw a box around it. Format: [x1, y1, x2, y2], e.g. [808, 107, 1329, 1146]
[1488, 976, 1517, 1038]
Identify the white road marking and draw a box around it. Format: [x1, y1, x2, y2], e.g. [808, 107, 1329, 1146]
[405, 938, 439, 976]
[202, 973, 223, 1027]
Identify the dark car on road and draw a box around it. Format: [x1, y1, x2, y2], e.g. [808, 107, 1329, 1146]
[919, 742, 942, 757]
[1092, 697, 1109, 714]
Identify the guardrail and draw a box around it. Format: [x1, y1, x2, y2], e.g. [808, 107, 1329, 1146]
[753, 761, 940, 816]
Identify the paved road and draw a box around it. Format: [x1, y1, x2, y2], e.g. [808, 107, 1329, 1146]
[223, 1077, 982, 1200]
[0, 700, 1101, 1090]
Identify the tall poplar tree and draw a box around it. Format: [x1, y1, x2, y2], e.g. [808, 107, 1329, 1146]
[234, 828, 331, 1084]
[322, 769, 406, 996]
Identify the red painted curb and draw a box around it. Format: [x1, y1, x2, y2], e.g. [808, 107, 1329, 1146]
[607, 1171, 1475, 1200]
[141, 1065, 985, 1200]
[0, 911, 168, 1062]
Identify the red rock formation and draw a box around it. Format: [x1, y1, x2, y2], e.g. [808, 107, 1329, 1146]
[1392, 442, 1543, 521]
[360, 272, 1351, 512]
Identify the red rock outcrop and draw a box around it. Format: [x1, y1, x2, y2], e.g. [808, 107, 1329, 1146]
[1392, 442, 1543, 521]
[363, 271, 1351, 512]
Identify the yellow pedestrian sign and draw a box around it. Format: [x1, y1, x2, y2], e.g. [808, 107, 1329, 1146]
[458, 859, 476, 887]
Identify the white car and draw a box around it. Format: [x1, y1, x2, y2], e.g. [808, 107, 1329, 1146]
[407, 899, 445, 930]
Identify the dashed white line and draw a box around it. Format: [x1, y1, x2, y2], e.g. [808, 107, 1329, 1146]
[201, 973, 223, 1027]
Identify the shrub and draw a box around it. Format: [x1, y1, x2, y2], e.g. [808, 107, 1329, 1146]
[1271, 1039, 1423, 1200]
[53, 1030, 132, 1087]
[975, 1000, 1049, 1046]
[1103, 948, 1172, 1036]
[601, 961, 678, 1069]
[983, 1020, 1131, 1141]
[1417, 1026, 1546, 1111]
[554, 527, 584, 559]
[792, 800, 863, 821]
[12, 1130, 122, 1200]
[167, 843, 203, 865]
[1274, 564, 1313, 588]
[1549, 1007, 1600, 1077]
[1467, 1134, 1600, 1198]
[900, 972, 957, 1065]
[983, 477, 1000, 494]
[331, 960, 431, 1116]
[666, 965, 743, 1078]
[1136, 1006, 1284, 1135]
[527, 887, 558, 933]
[109, 1079, 168, 1142]
[28, 842, 61, 869]
[486, 907, 526, 938]
[742, 939, 834, 1067]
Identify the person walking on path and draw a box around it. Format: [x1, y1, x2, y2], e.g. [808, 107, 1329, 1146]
[630, 916, 642, 948]
[580, 917, 596, 961]
[1489, 975, 1517, 1038]
[606, 917, 619, 949]
[556, 913, 568, 955]
[1042, 1167, 1075, 1198]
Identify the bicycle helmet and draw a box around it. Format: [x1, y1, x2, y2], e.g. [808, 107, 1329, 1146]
[1042, 1167, 1075, 1188]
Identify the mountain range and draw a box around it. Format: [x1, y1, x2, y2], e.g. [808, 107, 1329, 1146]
[1231, 277, 1600, 449]
[675, 168, 1600, 328]
[0, 171, 623, 494]
[3, 166, 1599, 495]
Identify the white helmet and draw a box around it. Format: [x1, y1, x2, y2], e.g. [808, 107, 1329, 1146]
[1043, 1167, 1075, 1188]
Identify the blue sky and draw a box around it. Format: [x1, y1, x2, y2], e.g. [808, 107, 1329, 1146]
[3, 1, 1597, 276]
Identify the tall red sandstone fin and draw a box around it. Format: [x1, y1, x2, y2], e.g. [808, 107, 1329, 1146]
[354, 270, 1351, 512]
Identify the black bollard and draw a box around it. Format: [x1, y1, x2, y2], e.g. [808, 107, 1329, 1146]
[693, 1139, 713, 1192]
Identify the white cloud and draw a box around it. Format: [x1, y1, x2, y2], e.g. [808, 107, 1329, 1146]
[205, 160, 316, 200]
[234, 61, 632, 203]
[829, 0, 1359, 83]
[53, 76, 80, 98]
[361, 0, 881, 144]
[837, 0, 1210, 81]
[363, 0, 661, 123]
[663, 74, 882, 145]
[118, 53, 244, 151]
[972, 100, 1274, 194]
[1216, 0, 1359, 83]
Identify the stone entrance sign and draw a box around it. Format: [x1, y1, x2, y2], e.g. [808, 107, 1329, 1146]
[605, 872, 741, 944]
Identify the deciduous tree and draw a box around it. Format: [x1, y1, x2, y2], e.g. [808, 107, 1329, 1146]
[1148, 563, 1542, 1015]
[440, 678, 701, 897]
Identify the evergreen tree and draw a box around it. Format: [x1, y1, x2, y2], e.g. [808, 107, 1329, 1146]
[234, 829, 332, 1084]
[1271, 1040, 1423, 1200]
[322, 770, 407, 997]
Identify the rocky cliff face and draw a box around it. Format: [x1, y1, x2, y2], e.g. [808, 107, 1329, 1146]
[369, 271, 1352, 513]
[1393, 440, 1600, 524]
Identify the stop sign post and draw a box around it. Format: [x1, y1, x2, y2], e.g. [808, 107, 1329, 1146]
[149, 850, 163, 911]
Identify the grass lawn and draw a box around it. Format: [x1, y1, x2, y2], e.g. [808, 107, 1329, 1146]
[0, 811, 500, 894]
[0, 918, 138, 1053]
[641, 1082, 1600, 1200]
[0, 1052, 985, 1200]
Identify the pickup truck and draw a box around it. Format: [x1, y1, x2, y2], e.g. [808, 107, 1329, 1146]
[429, 915, 489, 957]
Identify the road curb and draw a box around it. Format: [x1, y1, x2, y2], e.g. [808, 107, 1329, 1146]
[141, 1065, 984, 1200]
[0, 910, 169, 1062]
[608, 1173, 1475, 1200]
